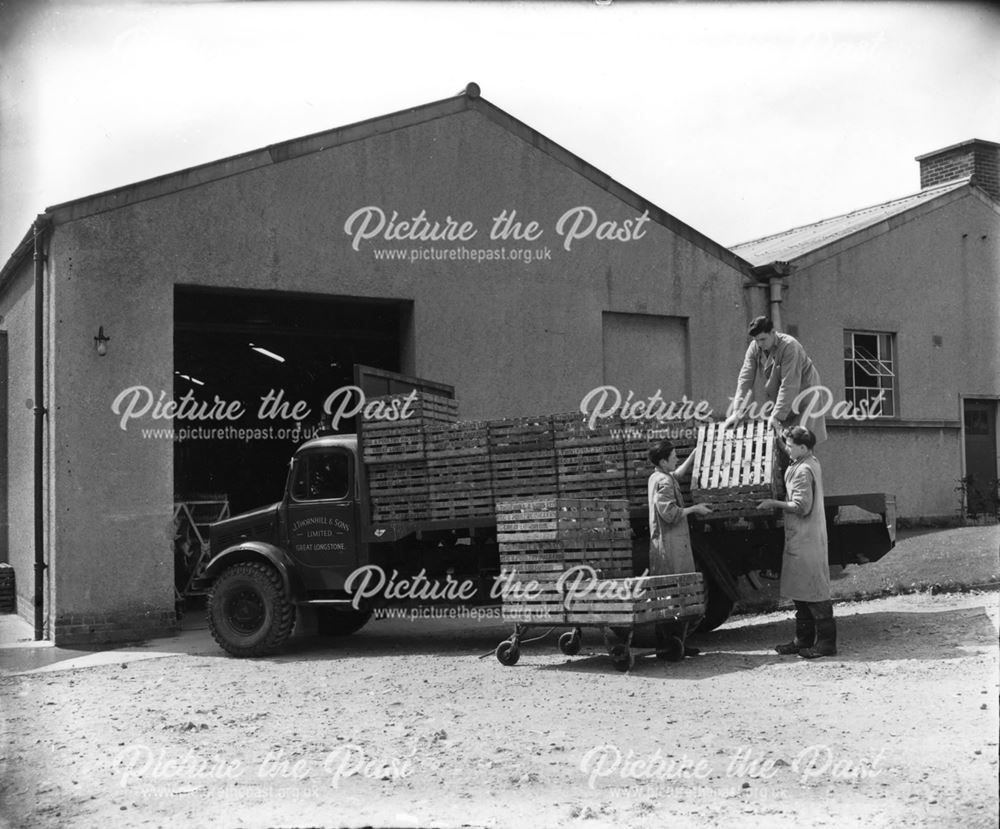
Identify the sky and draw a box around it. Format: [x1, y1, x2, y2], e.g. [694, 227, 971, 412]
[1, 0, 999, 260]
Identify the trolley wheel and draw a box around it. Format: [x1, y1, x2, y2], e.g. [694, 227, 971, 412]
[559, 630, 581, 656]
[657, 636, 685, 663]
[495, 640, 520, 666]
[610, 644, 634, 672]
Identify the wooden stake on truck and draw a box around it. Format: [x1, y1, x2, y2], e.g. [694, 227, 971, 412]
[194, 365, 897, 658]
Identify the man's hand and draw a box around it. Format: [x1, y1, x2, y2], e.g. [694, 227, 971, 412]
[722, 412, 742, 429]
[689, 503, 713, 516]
[757, 499, 781, 510]
[768, 416, 784, 435]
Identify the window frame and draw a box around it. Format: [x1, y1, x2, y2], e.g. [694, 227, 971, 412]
[288, 449, 353, 503]
[842, 329, 898, 419]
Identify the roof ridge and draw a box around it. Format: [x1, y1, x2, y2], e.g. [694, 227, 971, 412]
[731, 176, 971, 250]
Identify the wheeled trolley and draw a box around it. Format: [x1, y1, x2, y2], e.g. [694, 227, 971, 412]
[495, 572, 705, 672]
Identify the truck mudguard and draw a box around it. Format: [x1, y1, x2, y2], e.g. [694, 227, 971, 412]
[198, 541, 308, 603]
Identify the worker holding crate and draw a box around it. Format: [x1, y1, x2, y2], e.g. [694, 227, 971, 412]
[647, 439, 713, 658]
[757, 426, 837, 659]
[722, 316, 827, 498]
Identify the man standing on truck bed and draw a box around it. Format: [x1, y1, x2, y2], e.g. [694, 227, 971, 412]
[722, 315, 827, 497]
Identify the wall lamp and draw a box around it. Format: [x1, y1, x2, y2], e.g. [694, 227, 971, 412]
[94, 326, 110, 357]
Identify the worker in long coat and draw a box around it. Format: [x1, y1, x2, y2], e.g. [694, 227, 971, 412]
[757, 426, 836, 658]
[647, 440, 712, 657]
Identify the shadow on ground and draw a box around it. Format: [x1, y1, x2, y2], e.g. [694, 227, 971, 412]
[250, 601, 998, 681]
[4, 594, 995, 679]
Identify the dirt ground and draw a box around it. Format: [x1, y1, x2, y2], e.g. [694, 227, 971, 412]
[1, 590, 998, 829]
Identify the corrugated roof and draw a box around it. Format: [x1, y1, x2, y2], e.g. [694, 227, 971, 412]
[731, 177, 971, 266]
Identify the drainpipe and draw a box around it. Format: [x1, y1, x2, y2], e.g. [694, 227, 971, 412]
[33, 215, 49, 640]
[767, 261, 792, 331]
[768, 277, 783, 331]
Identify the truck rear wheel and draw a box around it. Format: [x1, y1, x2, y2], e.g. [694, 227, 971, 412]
[208, 561, 296, 657]
[316, 608, 373, 636]
[697, 576, 736, 632]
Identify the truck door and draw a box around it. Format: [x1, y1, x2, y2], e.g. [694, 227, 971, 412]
[285, 446, 359, 591]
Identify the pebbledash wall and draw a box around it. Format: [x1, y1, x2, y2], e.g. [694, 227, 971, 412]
[0, 88, 753, 644]
[784, 187, 1000, 518]
[735, 140, 1000, 522]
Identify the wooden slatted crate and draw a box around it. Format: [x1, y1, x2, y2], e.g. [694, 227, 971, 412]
[496, 497, 631, 542]
[0, 563, 15, 614]
[488, 415, 557, 502]
[360, 392, 459, 463]
[425, 421, 494, 520]
[498, 540, 633, 580]
[496, 498, 633, 580]
[553, 413, 628, 500]
[366, 460, 429, 523]
[501, 572, 705, 625]
[364, 391, 459, 426]
[691, 420, 774, 518]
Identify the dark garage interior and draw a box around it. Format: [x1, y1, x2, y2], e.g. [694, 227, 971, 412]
[173, 286, 407, 514]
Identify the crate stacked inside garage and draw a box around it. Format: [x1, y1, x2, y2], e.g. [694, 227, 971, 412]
[497, 497, 633, 623]
[0, 563, 15, 614]
[690, 419, 774, 518]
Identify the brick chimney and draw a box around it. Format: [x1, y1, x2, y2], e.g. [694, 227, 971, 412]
[915, 139, 1000, 201]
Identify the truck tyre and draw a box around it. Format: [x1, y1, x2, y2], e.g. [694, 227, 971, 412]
[315, 608, 373, 636]
[697, 576, 736, 632]
[208, 561, 296, 657]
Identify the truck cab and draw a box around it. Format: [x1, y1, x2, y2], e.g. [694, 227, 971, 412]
[196, 435, 370, 656]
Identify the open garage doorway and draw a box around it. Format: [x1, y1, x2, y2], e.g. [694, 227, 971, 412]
[173, 287, 409, 518]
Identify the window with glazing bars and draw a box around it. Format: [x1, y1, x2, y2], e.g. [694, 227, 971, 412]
[843, 331, 896, 417]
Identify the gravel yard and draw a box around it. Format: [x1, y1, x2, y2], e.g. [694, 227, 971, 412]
[1, 590, 997, 828]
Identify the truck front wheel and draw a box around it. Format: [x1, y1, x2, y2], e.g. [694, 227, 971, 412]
[208, 562, 296, 657]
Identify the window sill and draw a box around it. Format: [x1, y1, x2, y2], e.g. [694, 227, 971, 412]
[827, 419, 961, 430]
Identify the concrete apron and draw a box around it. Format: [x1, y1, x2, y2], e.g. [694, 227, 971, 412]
[0, 612, 217, 676]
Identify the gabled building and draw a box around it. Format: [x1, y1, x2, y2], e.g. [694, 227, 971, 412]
[733, 139, 1000, 524]
[0, 85, 753, 643]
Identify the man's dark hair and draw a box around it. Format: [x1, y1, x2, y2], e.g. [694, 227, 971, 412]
[784, 425, 817, 450]
[647, 440, 676, 467]
[748, 316, 774, 337]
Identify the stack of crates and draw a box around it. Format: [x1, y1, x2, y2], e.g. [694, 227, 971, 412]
[487, 415, 558, 503]
[425, 420, 493, 521]
[0, 563, 15, 614]
[552, 413, 627, 500]
[361, 392, 458, 523]
[498, 497, 633, 623]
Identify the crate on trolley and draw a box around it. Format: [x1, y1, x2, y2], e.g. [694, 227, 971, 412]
[496, 497, 633, 580]
[494, 495, 705, 671]
[497, 571, 705, 671]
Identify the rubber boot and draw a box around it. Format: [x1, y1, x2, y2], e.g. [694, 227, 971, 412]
[775, 602, 814, 655]
[799, 603, 836, 658]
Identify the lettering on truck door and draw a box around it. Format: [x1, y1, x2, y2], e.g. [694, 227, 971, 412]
[285, 448, 359, 587]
